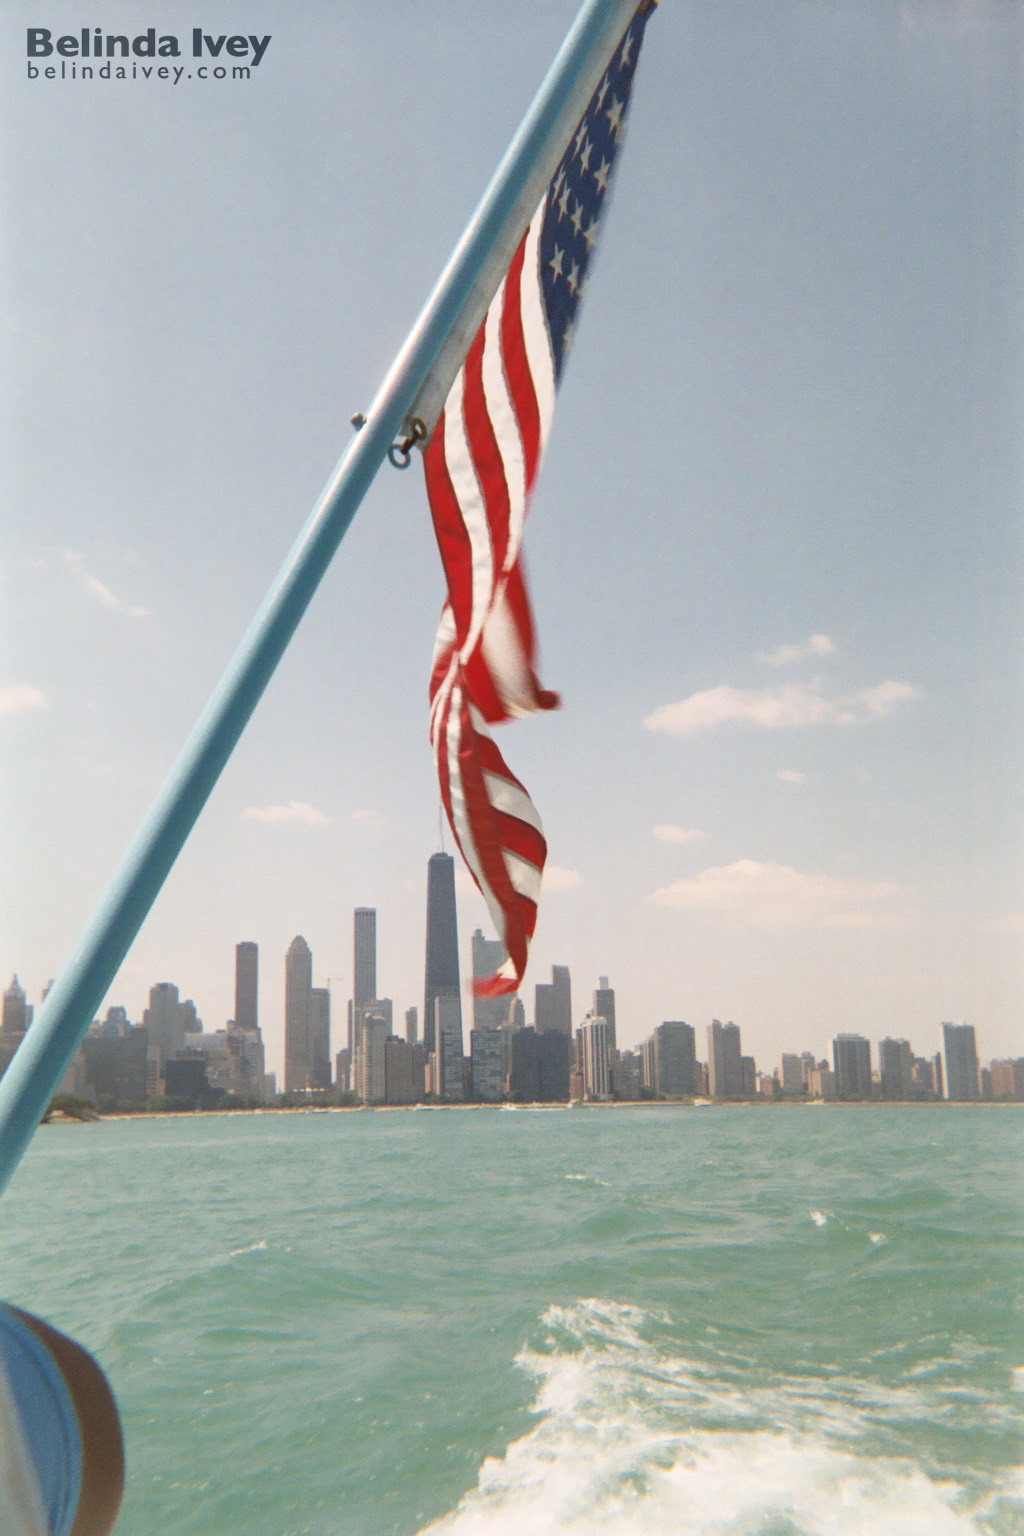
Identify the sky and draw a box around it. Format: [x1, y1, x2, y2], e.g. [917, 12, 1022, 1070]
[2, 1, 1022, 1079]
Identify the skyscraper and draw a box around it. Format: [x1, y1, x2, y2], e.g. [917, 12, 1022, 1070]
[353, 909, 376, 1011]
[535, 965, 572, 1035]
[707, 1020, 743, 1098]
[234, 942, 258, 1032]
[594, 977, 616, 1050]
[942, 1023, 979, 1101]
[879, 1038, 912, 1099]
[833, 1033, 872, 1099]
[653, 1022, 695, 1096]
[472, 930, 515, 1029]
[424, 852, 460, 1053]
[284, 936, 313, 1092]
[309, 986, 332, 1089]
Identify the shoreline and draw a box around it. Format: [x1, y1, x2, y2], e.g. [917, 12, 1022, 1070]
[43, 1098, 1023, 1124]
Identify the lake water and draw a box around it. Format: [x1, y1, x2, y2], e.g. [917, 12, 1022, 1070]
[1, 1105, 1021, 1535]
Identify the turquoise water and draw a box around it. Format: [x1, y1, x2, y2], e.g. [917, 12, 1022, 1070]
[1, 1105, 1021, 1535]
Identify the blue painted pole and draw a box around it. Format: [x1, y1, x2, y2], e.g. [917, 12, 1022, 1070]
[0, 0, 640, 1196]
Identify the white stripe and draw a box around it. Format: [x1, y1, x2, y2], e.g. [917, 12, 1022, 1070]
[430, 601, 456, 672]
[520, 205, 557, 455]
[481, 275, 527, 575]
[442, 369, 494, 661]
[503, 848, 543, 904]
[480, 584, 536, 717]
[483, 769, 545, 837]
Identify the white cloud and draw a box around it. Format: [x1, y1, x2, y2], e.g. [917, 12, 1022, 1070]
[653, 824, 705, 845]
[0, 685, 48, 719]
[61, 550, 151, 621]
[757, 633, 835, 666]
[544, 864, 583, 892]
[644, 679, 918, 738]
[242, 800, 332, 826]
[650, 858, 905, 929]
[775, 769, 806, 784]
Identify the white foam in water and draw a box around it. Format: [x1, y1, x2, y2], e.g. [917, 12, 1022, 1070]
[418, 1300, 982, 1536]
[810, 1210, 828, 1227]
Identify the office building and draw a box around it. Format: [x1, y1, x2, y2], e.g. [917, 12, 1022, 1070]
[538, 1028, 571, 1100]
[309, 986, 332, 1090]
[879, 1038, 913, 1099]
[833, 1034, 872, 1098]
[741, 1055, 757, 1097]
[284, 936, 313, 1092]
[234, 942, 258, 1032]
[535, 965, 572, 1036]
[942, 1023, 979, 1101]
[405, 1006, 418, 1045]
[707, 1020, 743, 1098]
[509, 1027, 541, 1100]
[471, 930, 509, 1029]
[594, 977, 616, 1051]
[142, 982, 198, 1065]
[424, 853, 461, 1053]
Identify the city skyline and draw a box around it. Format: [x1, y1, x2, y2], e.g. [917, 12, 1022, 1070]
[4, 4, 1021, 1072]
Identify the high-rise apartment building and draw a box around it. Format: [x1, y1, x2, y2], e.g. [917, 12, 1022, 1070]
[405, 1006, 418, 1045]
[652, 1022, 695, 1096]
[433, 994, 464, 1100]
[833, 1034, 872, 1098]
[142, 982, 194, 1063]
[780, 1054, 803, 1096]
[424, 853, 461, 1053]
[942, 1023, 979, 1101]
[580, 1017, 611, 1100]
[357, 1014, 388, 1103]
[879, 1038, 913, 1099]
[284, 936, 313, 1092]
[707, 1020, 743, 1098]
[234, 942, 258, 1032]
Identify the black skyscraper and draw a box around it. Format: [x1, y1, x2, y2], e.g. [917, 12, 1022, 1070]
[424, 852, 461, 1052]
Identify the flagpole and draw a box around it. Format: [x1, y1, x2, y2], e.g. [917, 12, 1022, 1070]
[0, 0, 642, 1197]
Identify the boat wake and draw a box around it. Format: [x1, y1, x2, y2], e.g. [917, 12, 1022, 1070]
[417, 1299, 1018, 1535]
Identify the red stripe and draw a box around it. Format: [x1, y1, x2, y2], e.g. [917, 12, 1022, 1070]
[494, 810, 546, 872]
[424, 412, 476, 649]
[500, 234, 542, 491]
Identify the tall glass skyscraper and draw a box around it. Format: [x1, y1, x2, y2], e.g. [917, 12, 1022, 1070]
[353, 909, 377, 1011]
[234, 941, 258, 1032]
[424, 852, 461, 1053]
[284, 935, 313, 1092]
[942, 1022, 979, 1101]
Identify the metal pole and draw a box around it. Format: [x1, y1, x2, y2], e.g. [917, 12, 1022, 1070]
[0, 0, 636, 1196]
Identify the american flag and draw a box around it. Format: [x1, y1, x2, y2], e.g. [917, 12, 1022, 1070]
[423, 6, 651, 997]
